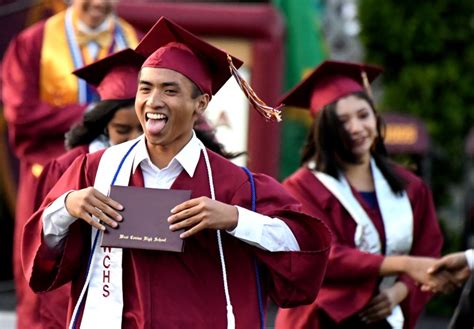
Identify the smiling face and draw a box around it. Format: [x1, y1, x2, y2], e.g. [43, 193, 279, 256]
[335, 94, 378, 162]
[72, 0, 116, 29]
[135, 67, 209, 157]
[106, 106, 142, 146]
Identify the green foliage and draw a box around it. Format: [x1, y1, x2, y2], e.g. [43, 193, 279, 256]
[359, 0, 474, 205]
[275, 0, 327, 179]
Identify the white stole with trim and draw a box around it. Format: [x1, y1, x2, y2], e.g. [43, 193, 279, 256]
[73, 139, 139, 329]
[313, 159, 413, 329]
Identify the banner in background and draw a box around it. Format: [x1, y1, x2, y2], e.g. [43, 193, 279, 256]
[272, 0, 326, 179]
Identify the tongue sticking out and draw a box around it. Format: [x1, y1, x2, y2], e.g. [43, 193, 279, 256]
[146, 119, 166, 135]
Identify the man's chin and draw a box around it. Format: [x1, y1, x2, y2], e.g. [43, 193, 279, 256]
[145, 135, 163, 145]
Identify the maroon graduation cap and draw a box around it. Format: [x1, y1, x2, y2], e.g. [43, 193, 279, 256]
[135, 16, 282, 122]
[73, 48, 145, 100]
[280, 60, 383, 116]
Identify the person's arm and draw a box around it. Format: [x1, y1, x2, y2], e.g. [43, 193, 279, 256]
[359, 281, 408, 324]
[42, 184, 124, 248]
[391, 175, 446, 328]
[422, 251, 473, 293]
[168, 172, 332, 308]
[22, 154, 94, 292]
[379, 255, 436, 277]
[167, 198, 300, 251]
[42, 191, 78, 248]
[227, 206, 300, 251]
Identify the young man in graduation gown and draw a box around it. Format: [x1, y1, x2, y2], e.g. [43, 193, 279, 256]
[22, 17, 331, 329]
[2, 1, 139, 327]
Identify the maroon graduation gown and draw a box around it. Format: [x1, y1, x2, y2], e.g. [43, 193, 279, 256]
[22, 148, 331, 328]
[2, 15, 138, 328]
[275, 166, 443, 329]
[20, 145, 89, 328]
[34, 145, 89, 210]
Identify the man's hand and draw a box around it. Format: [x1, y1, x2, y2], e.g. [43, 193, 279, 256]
[401, 256, 460, 294]
[65, 187, 123, 231]
[420, 252, 471, 293]
[167, 197, 238, 238]
[359, 282, 408, 324]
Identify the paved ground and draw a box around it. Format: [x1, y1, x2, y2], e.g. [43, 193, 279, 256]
[0, 280, 15, 329]
[0, 284, 451, 329]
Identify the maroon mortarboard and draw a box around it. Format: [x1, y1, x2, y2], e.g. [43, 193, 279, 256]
[73, 48, 146, 100]
[135, 16, 282, 122]
[280, 60, 383, 116]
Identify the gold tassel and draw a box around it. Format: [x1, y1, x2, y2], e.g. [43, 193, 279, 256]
[361, 70, 374, 100]
[227, 54, 282, 122]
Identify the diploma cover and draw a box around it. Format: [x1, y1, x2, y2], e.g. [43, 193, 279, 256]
[101, 186, 191, 252]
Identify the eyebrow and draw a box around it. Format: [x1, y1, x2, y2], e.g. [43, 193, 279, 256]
[138, 80, 181, 89]
[356, 107, 370, 113]
[161, 81, 180, 89]
[138, 80, 153, 87]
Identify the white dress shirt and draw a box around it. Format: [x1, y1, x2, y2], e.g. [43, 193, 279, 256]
[465, 249, 474, 270]
[42, 133, 300, 252]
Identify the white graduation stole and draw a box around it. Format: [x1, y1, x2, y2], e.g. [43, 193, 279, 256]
[70, 138, 140, 329]
[71, 136, 236, 329]
[313, 159, 413, 329]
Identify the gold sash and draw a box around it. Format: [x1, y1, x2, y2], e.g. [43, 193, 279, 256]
[39, 11, 138, 106]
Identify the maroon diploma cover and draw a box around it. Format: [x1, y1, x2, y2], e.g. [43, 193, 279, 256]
[101, 186, 191, 252]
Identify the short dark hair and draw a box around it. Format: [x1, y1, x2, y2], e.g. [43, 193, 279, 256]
[301, 91, 406, 194]
[65, 98, 135, 150]
[190, 82, 203, 99]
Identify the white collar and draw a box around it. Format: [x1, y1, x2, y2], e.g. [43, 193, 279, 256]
[132, 131, 202, 178]
[88, 134, 110, 153]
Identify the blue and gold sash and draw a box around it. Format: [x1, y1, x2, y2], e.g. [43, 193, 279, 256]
[39, 8, 138, 106]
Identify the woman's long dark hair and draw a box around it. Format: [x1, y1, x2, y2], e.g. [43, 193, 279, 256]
[301, 91, 406, 194]
[65, 98, 135, 150]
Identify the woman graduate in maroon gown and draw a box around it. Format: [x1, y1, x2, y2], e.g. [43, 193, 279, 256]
[275, 61, 444, 329]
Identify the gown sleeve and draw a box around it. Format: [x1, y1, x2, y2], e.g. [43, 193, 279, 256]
[284, 171, 384, 282]
[22, 151, 103, 293]
[230, 173, 332, 308]
[33, 147, 89, 211]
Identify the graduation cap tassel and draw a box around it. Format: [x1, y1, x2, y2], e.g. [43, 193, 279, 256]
[227, 54, 283, 123]
[361, 70, 374, 100]
[227, 305, 236, 329]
